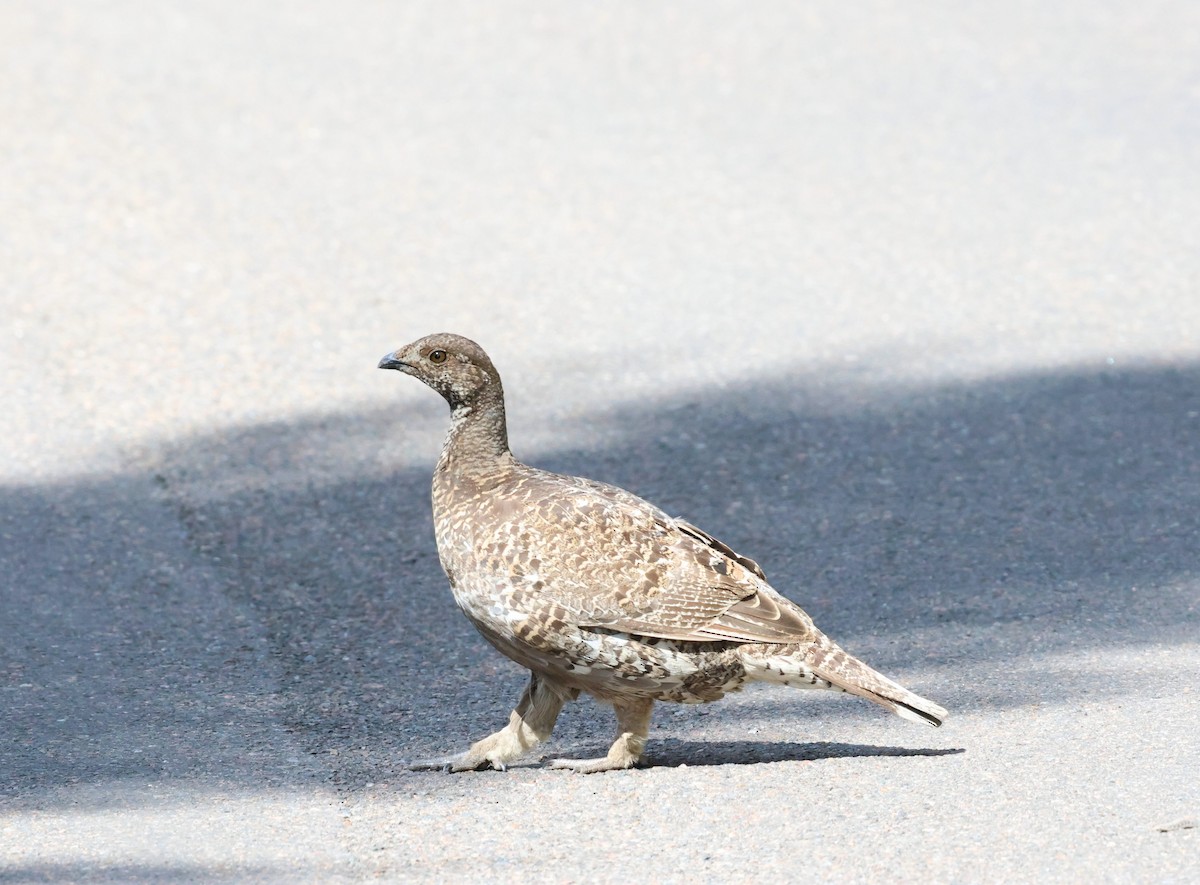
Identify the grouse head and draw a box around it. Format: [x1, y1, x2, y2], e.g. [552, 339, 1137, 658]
[379, 333, 502, 411]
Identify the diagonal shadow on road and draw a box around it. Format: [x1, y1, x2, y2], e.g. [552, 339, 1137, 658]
[2, 360, 1197, 801]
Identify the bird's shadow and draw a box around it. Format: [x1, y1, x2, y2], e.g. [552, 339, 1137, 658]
[605, 740, 963, 769]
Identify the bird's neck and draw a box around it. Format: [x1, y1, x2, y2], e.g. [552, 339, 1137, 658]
[438, 387, 513, 476]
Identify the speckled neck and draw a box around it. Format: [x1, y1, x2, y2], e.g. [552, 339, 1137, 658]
[437, 384, 513, 476]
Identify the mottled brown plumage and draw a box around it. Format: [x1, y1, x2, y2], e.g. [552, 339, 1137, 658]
[380, 333, 947, 772]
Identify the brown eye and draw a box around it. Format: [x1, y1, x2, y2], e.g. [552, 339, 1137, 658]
[428, 349, 448, 364]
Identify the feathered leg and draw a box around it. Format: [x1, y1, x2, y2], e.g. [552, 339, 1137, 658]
[409, 672, 570, 772]
[550, 696, 655, 773]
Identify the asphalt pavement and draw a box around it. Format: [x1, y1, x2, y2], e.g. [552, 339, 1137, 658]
[2, 2, 1198, 882]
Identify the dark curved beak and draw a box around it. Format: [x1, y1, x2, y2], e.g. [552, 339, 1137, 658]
[378, 351, 410, 371]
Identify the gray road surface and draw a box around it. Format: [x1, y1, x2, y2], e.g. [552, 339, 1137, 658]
[2, 2, 1198, 882]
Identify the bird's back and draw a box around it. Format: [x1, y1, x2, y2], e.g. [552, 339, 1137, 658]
[432, 458, 821, 645]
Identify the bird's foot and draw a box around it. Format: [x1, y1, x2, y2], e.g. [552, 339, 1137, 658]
[548, 747, 640, 774]
[548, 756, 635, 774]
[550, 714, 650, 773]
[406, 725, 536, 772]
[406, 752, 505, 773]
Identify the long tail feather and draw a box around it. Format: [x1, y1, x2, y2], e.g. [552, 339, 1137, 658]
[805, 642, 947, 727]
[741, 640, 947, 727]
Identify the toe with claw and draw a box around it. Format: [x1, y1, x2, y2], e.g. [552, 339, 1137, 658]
[549, 755, 638, 774]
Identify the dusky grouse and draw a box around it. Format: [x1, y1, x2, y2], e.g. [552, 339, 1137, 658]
[380, 333, 947, 773]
